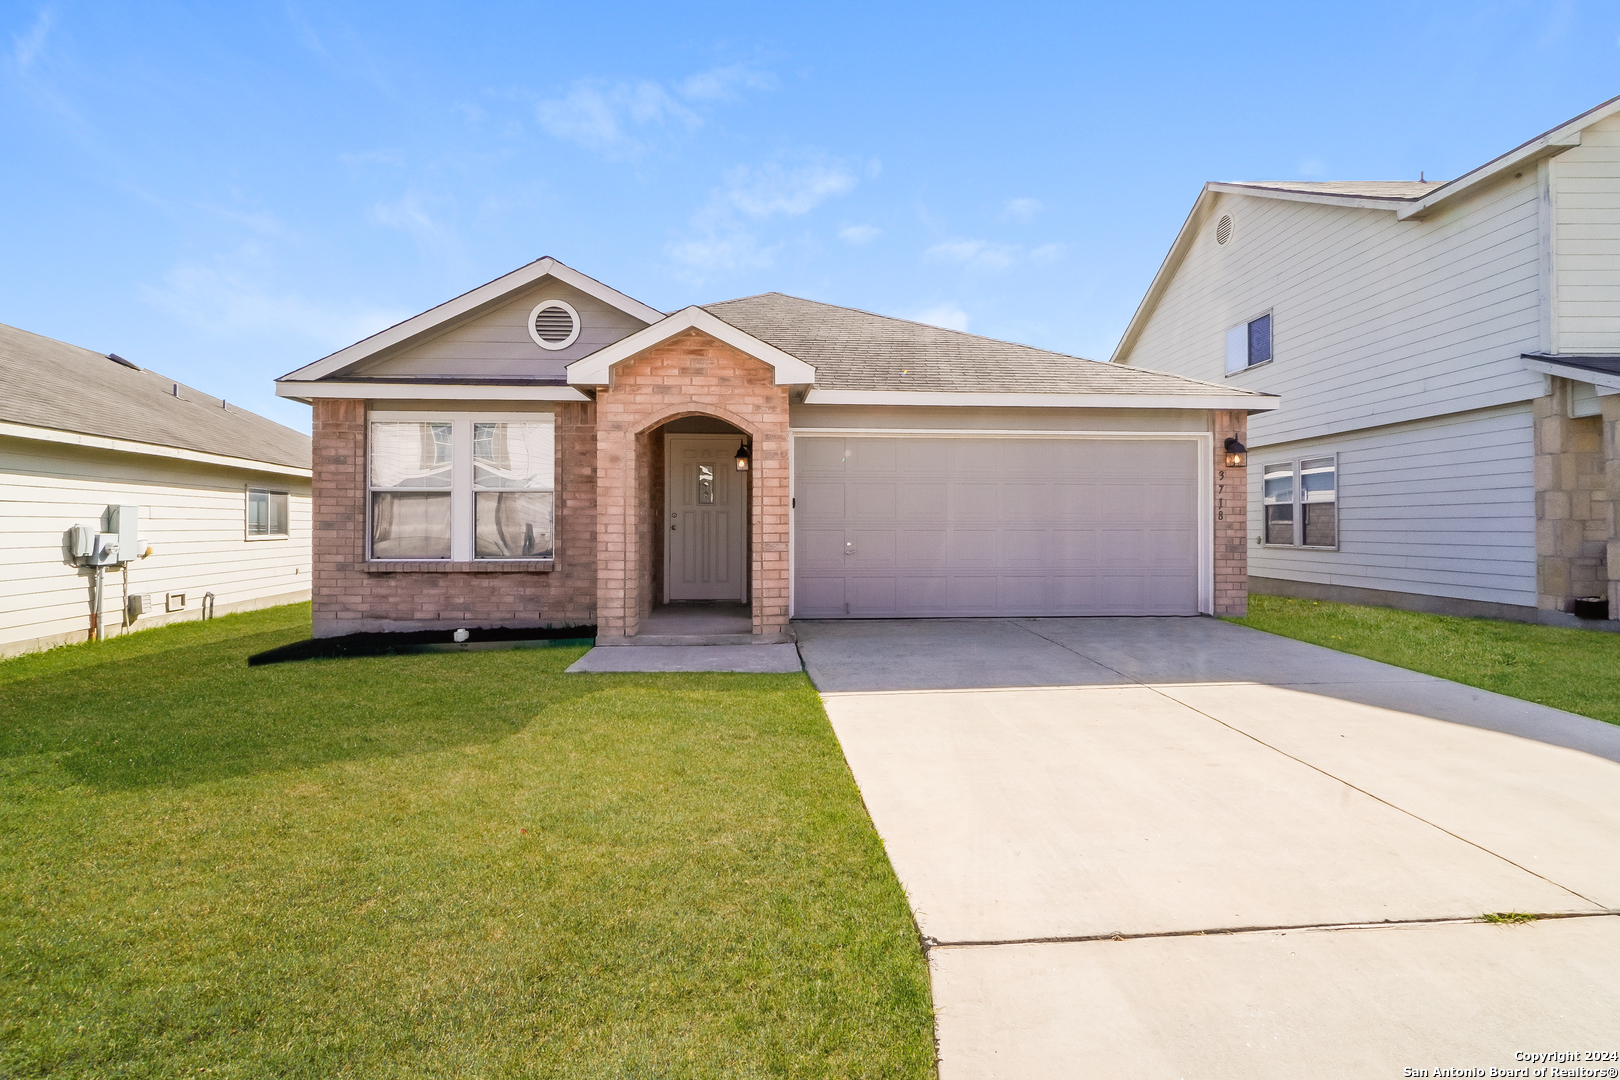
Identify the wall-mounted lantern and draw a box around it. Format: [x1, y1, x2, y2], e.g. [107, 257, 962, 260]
[1224, 437, 1248, 468]
[735, 440, 751, 472]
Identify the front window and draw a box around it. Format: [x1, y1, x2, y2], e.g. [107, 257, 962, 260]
[1262, 454, 1337, 548]
[368, 414, 555, 562]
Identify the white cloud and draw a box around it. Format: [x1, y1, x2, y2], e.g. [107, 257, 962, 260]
[677, 62, 775, 101]
[11, 5, 52, 69]
[838, 223, 881, 245]
[926, 239, 1018, 272]
[367, 191, 460, 255]
[1299, 157, 1327, 177]
[1030, 242, 1066, 264]
[1003, 197, 1043, 222]
[142, 260, 408, 348]
[535, 80, 698, 156]
[670, 155, 860, 278]
[910, 303, 970, 332]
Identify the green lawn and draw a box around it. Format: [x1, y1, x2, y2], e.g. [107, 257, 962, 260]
[0, 604, 935, 1078]
[1228, 594, 1620, 726]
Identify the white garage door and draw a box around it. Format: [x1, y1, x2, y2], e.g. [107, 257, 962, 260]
[793, 436, 1202, 618]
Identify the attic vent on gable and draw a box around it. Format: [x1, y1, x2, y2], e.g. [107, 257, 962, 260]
[528, 299, 581, 351]
[1216, 214, 1233, 245]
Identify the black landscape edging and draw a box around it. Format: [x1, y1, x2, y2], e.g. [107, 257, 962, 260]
[248, 626, 597, 666]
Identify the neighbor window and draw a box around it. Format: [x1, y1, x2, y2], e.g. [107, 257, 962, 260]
[1225, 312, 1273, 374]
[368, 413, 554, 562]
[246, 487, 289, 539]
[1262, 454, 1337, 548]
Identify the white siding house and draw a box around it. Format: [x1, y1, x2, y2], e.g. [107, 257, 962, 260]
[1113, 96, 1620, 625]
[1, 323, 312, 657]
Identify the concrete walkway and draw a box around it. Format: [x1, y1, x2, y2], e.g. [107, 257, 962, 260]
[795, 617, 1620, 1078]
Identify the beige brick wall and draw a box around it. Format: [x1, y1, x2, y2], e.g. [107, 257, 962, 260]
[594, 329, 791, 639]
[309, 398, 598, 637]
[1533, 381, 1612, 614]
[1213, 410, 1249, 617]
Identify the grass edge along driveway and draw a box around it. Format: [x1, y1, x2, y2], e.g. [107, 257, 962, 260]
[1227, 594, 1620, 727]
[0, 603, 936, 1079]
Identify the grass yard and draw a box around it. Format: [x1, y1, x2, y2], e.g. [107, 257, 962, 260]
[0, 604, 935, 1078]
[1228, 594, 1620, 726]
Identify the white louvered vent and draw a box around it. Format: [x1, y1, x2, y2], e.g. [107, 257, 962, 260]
[527, 299, 581, 351]
[1216, 214, 1233, 245]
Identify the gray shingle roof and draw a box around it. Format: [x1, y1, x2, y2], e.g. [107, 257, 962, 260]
[702, 293, 1268, 399]
[1217, 180, 1446, 200]
[0, 322, 310, 470]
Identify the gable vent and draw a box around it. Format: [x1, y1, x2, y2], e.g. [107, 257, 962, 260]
[528, 299, 582, 351]
[1216, 214, 1233, 245]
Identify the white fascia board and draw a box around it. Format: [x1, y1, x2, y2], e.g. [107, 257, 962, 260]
[566, 306, 817, 386]
[800, 389, 1280, 411]
[275, 381, 591, 402]
[0, 420, 311, 478]
[1524, 359, 1620, 393]
[278, 257, 664, 382]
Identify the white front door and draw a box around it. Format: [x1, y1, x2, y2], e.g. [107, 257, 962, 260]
[665, 434, 748, 602]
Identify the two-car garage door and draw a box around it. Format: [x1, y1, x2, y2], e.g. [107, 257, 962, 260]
[792, 435, 1202, 618]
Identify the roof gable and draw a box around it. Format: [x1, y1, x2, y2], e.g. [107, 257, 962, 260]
[564, 306, 817, 387]
[278, 257, 663, 384]
[1112, 94, 1620, 365]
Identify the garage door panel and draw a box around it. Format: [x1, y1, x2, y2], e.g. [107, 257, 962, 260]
[794, 436, 1200, 618]
[848, 438, 896, 473]
[851, 483, 898, 518]
[797, 482, 847, 521]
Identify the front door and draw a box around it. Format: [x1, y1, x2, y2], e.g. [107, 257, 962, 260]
[665, 434, 748, 601]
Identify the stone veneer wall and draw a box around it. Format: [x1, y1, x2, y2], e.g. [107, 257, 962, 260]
[1213, 409, 1249, 617]
[593, 329, 791, 640]
[309, 398, 598, 637]
[1534, 381, 1612, 615]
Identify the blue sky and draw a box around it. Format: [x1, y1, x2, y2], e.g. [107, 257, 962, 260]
[3, 1, 1617, 433]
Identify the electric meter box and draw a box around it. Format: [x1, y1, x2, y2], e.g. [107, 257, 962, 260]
[89, 505, 139, 566]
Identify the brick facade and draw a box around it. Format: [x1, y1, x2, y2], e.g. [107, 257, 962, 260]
[1533, 382, 1613, 615]
[593, 329, 792, 641]
[309, 398, 598, 637]
[1212, 409, 1249, 617]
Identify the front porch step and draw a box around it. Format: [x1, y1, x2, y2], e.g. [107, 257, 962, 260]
[594, 631, 796, 647]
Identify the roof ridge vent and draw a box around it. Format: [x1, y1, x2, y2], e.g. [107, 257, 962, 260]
[106, 353, 140, 370]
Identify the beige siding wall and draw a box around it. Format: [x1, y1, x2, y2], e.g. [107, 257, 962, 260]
[354, 279, 651, 381]
[1247, 404, 1537, 608]
[1554, 112, 1620, 353]
[1122, 177, 1547, 448]
[1, 436, 311, 656]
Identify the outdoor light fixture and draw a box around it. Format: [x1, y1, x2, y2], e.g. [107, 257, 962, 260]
[1224, 437, 1248, 468]
[735, 440, 751, 472]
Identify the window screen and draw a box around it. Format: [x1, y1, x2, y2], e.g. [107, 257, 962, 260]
[1225, 313, 1273, 373]
[1262, 463, 1294, 545]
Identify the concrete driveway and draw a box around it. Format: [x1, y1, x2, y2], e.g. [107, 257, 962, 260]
[795, 617, 1620, 1078]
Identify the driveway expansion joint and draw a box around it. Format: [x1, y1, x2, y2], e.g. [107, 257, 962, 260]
[922, 910, 1620, 952]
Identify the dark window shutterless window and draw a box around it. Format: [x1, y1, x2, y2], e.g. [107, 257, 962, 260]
[1226, 312, 1274, 374]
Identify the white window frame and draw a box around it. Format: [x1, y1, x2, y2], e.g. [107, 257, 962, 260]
[245, 486, 290, 541]
[368, 411, 556, 563]
[1225, 310, 1273, 376]
[1260, 452, 1338, 550]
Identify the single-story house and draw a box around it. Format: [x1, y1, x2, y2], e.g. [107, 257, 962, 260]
[1111, 93, 1620, 626]
[1, 322, 312, 657]
[274, 258, 1277, 643]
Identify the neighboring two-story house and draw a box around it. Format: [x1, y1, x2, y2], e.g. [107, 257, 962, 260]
[1113, 95, 1620, 626]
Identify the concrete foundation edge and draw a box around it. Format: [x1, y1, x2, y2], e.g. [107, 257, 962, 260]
[0, 589, 313, 660]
